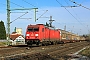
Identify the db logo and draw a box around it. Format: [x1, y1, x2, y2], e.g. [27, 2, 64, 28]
[31, 33, 34, 36]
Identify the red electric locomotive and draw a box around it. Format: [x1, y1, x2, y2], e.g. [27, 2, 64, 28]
[25, 24, 61, 46]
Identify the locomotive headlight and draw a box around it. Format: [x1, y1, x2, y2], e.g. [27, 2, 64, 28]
[26, 34, 30, 36]
[35, 34, 38, 36]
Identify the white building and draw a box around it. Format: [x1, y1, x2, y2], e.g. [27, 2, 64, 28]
[10, 32, 25, 45]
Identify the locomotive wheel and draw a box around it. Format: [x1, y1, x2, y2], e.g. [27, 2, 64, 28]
[41, 42, 48, 46]
[27, 43, 32, 47]
[27, 41, 33, 47]
[41, 43, 45, 46]
[36, 42, 40, 46]
[53, 41, 57, 45]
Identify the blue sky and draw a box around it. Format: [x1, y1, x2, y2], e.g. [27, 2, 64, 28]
[0, 0, 90, 35]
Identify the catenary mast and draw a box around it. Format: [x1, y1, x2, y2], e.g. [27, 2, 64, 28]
[7, 0, 10, 45]
[7, 0, 38, 45]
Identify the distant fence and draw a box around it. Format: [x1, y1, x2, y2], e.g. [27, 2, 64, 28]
[0, 40, 7, 42]
[0, 40, 25, 45]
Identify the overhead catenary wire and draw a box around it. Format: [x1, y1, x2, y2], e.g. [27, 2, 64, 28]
[21, 0, 47, 10]
[68, 0, 90, 31]
[20, 0, 60, 22]
[69, 0, 90, 11]
[12, 0, 38, 22]
[64, 0, 90, 34]
[61, 0, 79, 8]
[21, 0, 49, 21]
[65, 0, 87, 21]
[36, 10, 48, 20]
[10, 1, 25, 8]
[55, 0, 83, 26]
[10, 12, 28, 24]
[55, 0, 90, 35]
[64, 0, 79, 8]
[64, 0, 84, 25]
[9, 1, 38, 22]
[22, 0, 36, 7]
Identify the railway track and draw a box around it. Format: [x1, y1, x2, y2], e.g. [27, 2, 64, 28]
[45, 41, 90, 59]
[0, 41, 89, 60]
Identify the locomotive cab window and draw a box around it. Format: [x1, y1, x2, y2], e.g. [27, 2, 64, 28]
[27, 28, 33, 31]
[34, 28, 39, 31]
[27, 28, 39, 31]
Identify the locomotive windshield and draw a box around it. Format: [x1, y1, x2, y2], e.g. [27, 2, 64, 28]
[27, 28, 33, 31]
[34, 28, 39, 31]
[27, 28, 39, 31]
